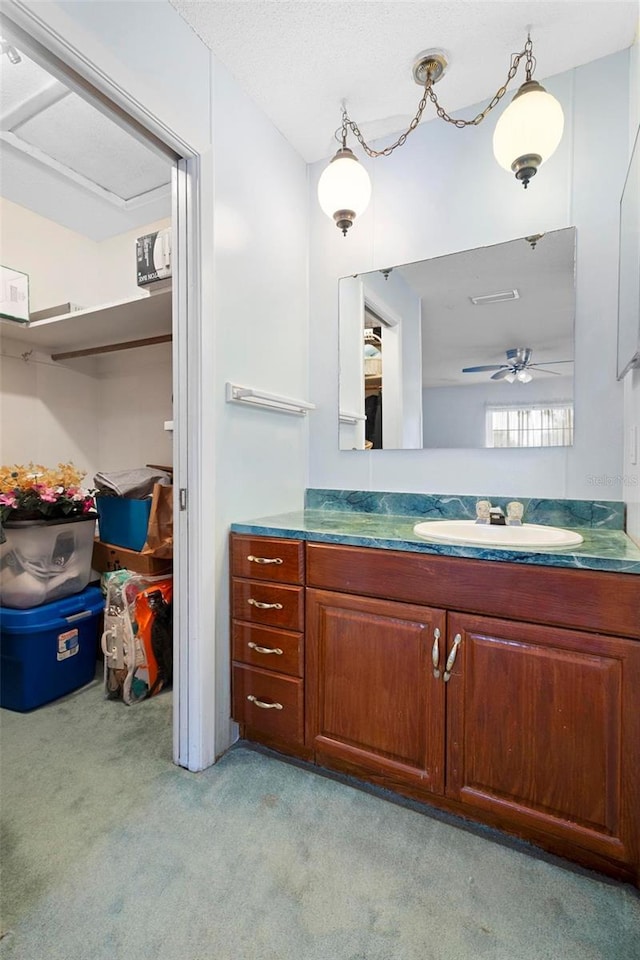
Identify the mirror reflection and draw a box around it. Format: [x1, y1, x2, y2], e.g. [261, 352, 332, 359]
[339, 227, 576, 451]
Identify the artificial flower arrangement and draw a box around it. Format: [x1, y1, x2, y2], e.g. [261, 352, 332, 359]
[0, 462, 96, 524]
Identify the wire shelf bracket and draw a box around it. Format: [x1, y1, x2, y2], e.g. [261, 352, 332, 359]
[225, 382, 316, 417]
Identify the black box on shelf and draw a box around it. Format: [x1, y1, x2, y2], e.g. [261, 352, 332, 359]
[136, 228, 172, 287]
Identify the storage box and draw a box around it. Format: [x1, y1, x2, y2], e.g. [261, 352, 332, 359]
[136, 228, 171, 287]
[0, 514, 97, 610]
[96, 497, 152, 552]
[0, 585, 103, 711]
[92, 540, 172, 576]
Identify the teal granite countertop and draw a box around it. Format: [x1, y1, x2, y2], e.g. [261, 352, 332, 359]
[230, 490, 640, 575]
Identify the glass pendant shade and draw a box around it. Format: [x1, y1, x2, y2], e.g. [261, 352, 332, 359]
[318, 147, 372, 234]
[516, 369, 533, 383]
[493, 80, 564, 187]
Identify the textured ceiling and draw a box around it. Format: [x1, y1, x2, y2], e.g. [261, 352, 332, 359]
[0, 49, 172, 239]
[170, 0, 639, 162]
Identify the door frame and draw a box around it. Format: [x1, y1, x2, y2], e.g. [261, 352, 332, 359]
[0, 6, 207, 769]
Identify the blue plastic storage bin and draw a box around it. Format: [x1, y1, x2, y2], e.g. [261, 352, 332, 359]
[0, 585, 103, 712]
[96, 496, 152, 552]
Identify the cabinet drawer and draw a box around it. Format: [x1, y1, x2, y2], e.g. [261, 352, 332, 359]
[231, 535, 304, 584]
[306, 543, 640, 640]
[232, 664, 304, 744]
[232, 578, 303, 631]
[232, 622, 303, 677]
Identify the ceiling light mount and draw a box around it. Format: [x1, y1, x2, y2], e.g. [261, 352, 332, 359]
[412, 50, 448, 86]
[319, 33, 564, 234]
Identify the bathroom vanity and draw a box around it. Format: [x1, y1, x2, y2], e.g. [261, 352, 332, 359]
[230, 493, 640, 885]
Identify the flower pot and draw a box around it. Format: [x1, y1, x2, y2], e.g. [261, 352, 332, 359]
[0, 514, 97, 609]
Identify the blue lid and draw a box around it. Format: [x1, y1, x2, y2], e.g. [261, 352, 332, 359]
[0, 585, 104, 631]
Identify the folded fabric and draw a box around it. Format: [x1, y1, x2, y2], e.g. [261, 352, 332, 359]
[93, 468, 172, 499]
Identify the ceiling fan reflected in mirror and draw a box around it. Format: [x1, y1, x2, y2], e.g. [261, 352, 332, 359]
[462, 347, 573, 383]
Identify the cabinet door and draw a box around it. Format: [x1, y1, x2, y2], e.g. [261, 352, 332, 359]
[446, 614, 640, 868]
[307, 589, 446, 795]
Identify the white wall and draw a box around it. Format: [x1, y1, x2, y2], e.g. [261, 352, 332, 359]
[0, 197, 170, 312]
[211, 59, 309, 755]
[623, 30, 640, 544]
[308, 50, 630, 501]
[0, 333, 172, 481]
[423, 377, 574, 449]
[0, 333, 101, 479]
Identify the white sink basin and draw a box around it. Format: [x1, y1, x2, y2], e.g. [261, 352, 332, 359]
[413, 520, 584, 549]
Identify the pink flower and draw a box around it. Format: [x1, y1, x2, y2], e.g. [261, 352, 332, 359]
[82, 497, 94, 513]
[39, 486, 58, 503]
[0, 493, 17, 508]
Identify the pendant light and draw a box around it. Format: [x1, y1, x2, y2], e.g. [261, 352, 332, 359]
[319, 35, 564, 234]
[317, 145, 371, 236]
[493, 80, 564, 188]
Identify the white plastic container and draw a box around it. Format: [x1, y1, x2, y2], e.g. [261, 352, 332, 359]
[0, 515, 97, 609]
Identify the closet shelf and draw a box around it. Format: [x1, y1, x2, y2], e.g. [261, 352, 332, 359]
[5, 289, 172, 356]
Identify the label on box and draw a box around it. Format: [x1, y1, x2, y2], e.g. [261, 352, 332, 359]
[57, 629, 79, 661]
[136, 228, 171, 286]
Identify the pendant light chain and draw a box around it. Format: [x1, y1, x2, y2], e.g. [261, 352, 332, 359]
[341, 36, 535, 157]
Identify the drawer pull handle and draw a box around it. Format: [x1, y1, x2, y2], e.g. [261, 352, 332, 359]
[432, 627, 441, 679]
[248, 642, 283, 656]
[247, 695, 283, 710]
[247, 555, 283, 565]
[247, 599, 283, 610]
[443, 633, 462, 682]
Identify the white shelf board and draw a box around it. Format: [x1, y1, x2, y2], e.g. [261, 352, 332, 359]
[7, 289, 172, 352]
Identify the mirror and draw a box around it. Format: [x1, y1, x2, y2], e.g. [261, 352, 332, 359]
[617, 127, 640, 379]
[339, 227, 576, 451]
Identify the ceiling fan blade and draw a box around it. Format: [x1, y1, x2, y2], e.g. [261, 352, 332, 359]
[529, 365, 565, 375]
[461, 364, 506, 373]
[529, 359, 574, 365]
[491, 368, 513, 380]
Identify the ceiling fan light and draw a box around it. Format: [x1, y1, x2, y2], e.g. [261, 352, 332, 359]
[318, 147, 372, 235]
[503, 372, 517, 383]
[516, 369, 533, 383]
[493, 80, 564, 187]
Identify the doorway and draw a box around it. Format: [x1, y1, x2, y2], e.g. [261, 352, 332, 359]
[0, 17, 195, 767]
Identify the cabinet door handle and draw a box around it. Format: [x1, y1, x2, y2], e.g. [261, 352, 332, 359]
[432, 627, 441, 678]
[247, 598, 283, 610]
[248, 642, 283, 656]
[443, 633, 462, 682]
[247, 555, 283, 565]
[247, 695, 283, 710]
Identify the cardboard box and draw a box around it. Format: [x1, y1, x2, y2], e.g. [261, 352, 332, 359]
[136, 228, 172, 287]
[92, 540, 172, 577]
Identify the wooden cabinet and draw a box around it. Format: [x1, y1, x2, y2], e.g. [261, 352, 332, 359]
[306, 589, 446, 795]
[445, 614, 640, 872]
[230, 535, 309, 758]
[230, 532, 640, 883]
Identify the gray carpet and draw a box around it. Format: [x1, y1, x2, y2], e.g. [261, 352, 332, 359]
[1, 676, 638, 960]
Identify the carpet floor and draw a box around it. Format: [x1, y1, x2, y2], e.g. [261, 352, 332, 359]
[1, 675, 638, 960]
